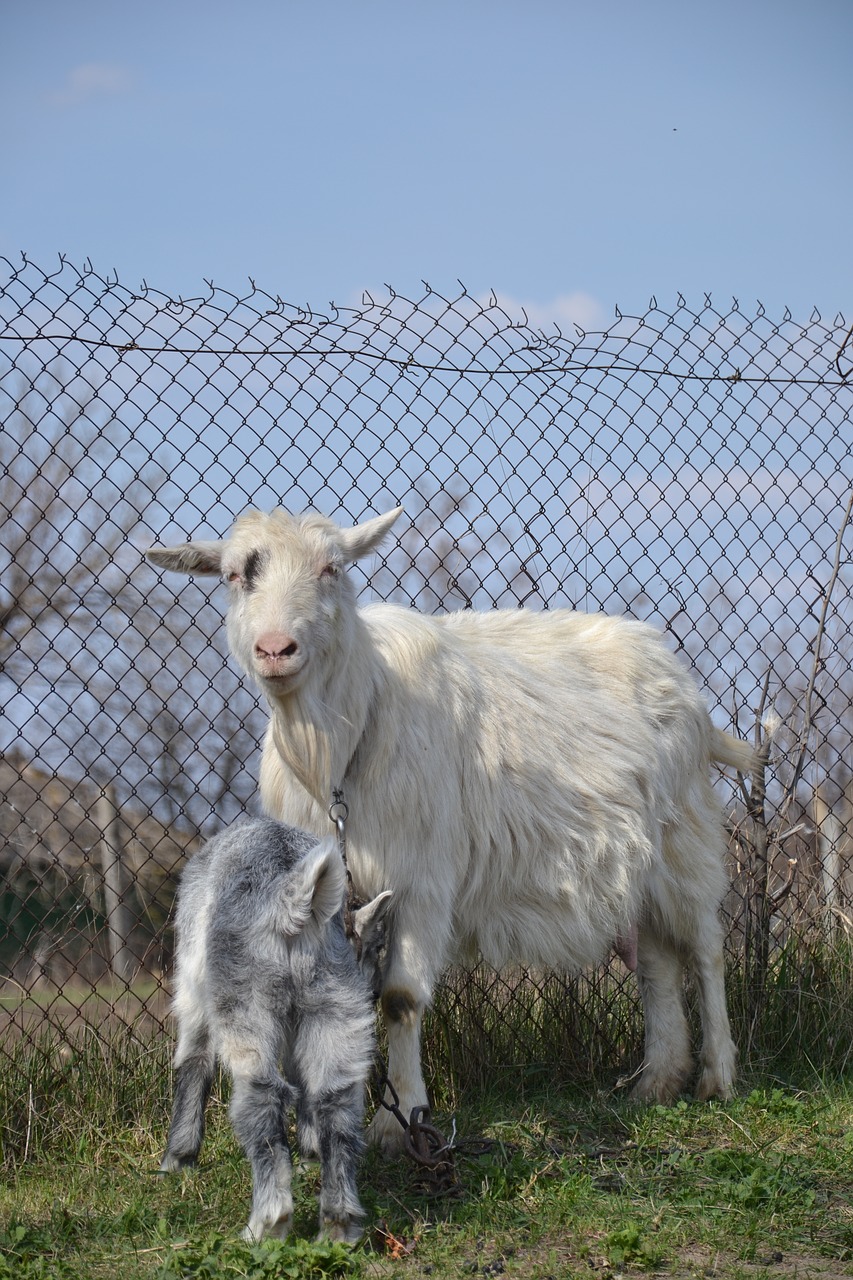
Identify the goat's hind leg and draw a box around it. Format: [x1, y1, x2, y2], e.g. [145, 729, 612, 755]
[230, 1070, 297, 1242]
[287, 1054, 319, 1162]
[313, 1083, 366, 1244]
[160, 1024, 215, 1172]
[634, 904, 736, 1103]
[691, 911, 737, 1099]
[632, 926, 693, 1103]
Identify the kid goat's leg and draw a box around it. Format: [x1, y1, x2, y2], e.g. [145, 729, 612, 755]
[229, 1068, 297, 1242]
[160, 1022, 215, 1172]
[312, 1083, 367, 1244]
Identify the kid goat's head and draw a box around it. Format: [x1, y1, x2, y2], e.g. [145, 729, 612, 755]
[146, 507, 402, 697]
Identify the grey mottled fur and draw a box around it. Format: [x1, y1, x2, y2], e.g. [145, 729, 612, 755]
[159, 816, 391, 1244]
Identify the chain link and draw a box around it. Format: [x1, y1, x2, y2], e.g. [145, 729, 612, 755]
[1, 253, 852, 1075]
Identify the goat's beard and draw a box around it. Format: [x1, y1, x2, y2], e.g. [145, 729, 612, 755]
[269, 686, 332, 808]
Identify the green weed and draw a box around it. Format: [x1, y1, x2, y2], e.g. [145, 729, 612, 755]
[156, 1232, 356, 1279]
[603, 1221, 666, 1270]
[0, 1221, 81, 1279]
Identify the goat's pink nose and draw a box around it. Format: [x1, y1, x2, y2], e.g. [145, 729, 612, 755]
[254, 633, 299, 661]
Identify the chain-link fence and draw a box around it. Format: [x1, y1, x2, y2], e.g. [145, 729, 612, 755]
[1, 253, 852, 1077]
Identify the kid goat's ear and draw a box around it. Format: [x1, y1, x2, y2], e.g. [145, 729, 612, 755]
[287, 838, 347, 930]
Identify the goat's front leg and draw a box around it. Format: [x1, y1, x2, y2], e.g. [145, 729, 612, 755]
[364, 889, 446, 1155]
[369, 984, 429, 1156]
[160, 1026, 215, 1172]
[229, 1072, 297, 1242]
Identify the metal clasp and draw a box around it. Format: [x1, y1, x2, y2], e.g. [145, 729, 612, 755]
[329, 788, 349, 863]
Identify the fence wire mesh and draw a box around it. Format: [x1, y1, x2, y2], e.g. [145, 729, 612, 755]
[1, 253, 852, 1074]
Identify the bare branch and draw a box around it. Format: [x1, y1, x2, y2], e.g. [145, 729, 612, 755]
[789, 489, 853, 796]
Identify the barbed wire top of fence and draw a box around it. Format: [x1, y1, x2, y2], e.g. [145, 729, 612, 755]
[1, 253, 851, 384]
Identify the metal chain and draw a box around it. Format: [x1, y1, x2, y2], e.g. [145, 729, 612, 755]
[376, 1073, 459, 1196]
[332, 788, 459, 1194]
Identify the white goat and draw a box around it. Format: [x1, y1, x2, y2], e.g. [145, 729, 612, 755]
[160, 816, 391, 1242]
[148, 507, 755, 1153]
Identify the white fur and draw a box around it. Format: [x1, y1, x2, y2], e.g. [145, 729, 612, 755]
[148, 507, 754, 1152]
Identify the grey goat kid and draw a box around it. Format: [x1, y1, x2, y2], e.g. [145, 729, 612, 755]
[159, 816, 392, 1244]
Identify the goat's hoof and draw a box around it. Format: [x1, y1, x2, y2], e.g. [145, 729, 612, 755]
[242, 1211, 293, 1243]
[367, 1103, 424, 1156]
[695, 1066, 736, 1101]
[630, 1073, 685, 1105]
[318, 1218, 362, 1245]
[159, 1152, 196, 1174]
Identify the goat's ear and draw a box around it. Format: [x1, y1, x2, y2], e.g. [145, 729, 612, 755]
[352, 890, 392, 947]
[337, 507, 403, 563]
[288, 838, 346, 928]
[146, 541, 225, 576]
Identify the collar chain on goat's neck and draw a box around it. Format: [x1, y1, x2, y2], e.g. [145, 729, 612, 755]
[329, 787, 365, 957]
[329, 788, 349, 864]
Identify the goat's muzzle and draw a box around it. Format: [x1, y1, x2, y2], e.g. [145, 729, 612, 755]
[252, 632, 307, 684]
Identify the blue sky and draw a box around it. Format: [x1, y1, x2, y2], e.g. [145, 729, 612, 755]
[2, 0, 852, 328]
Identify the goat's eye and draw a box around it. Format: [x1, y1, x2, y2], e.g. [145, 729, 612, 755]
[320, 563, 339, 579]
[226, 571, 243, 586]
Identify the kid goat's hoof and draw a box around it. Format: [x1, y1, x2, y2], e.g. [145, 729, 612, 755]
[318, 1218, 362, 1245]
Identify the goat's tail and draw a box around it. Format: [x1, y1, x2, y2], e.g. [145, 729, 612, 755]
[711, 728, 761, 775]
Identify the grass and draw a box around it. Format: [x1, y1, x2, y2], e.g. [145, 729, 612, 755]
[2, 1031, 853, 1279]
[3, 942, 853, 1278]
[0, 978, 165, 1013]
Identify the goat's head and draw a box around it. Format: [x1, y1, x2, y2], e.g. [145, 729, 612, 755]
[147, 507, 402, 698]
